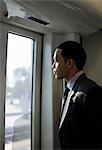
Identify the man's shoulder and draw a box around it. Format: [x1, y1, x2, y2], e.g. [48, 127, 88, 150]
[74, 73, 101, 93]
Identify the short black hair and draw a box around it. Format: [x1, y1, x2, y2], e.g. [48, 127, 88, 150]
[57, 41, 86, 70]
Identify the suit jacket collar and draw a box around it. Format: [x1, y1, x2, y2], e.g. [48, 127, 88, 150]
[72, 73, 86, 92]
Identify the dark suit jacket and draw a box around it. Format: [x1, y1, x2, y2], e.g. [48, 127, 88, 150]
[59, 73, 102, 149]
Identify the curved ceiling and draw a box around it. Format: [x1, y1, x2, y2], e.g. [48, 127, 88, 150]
[2, 0, 102, 35]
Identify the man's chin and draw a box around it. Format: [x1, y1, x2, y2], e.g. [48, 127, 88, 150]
[55, 75, 63, 79]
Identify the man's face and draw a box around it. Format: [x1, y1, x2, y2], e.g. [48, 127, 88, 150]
[52, 48, 68, 79]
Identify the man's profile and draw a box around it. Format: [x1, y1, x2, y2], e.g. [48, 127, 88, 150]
[52, 41, 102, 149]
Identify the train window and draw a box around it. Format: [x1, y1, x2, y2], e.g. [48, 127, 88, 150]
[5, 33, 34, 150]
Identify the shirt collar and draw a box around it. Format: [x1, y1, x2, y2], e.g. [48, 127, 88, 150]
[67, 71, 84, 90]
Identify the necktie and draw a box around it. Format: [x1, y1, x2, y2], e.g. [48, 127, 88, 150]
[60, 87, 70, 118]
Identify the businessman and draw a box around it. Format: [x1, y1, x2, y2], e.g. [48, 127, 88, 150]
[52, 41, 102, 149]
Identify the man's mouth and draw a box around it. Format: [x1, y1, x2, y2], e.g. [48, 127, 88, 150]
[53, 69, 56, 75]
[53, 71, 56, 75]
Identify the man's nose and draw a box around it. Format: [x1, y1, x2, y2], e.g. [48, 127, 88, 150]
[52, 62, 55, 69]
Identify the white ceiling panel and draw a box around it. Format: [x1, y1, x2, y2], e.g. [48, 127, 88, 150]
[2, 0, 102, 34]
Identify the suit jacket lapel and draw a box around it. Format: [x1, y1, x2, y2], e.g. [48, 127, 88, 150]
[59, 73, 86, 129]
[59, 90, 74, 129]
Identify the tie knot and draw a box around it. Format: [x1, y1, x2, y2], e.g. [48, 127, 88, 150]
[63, 87, 70, 99]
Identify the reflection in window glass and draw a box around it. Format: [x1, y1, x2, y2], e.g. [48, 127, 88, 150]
[5, 33, 34, 150]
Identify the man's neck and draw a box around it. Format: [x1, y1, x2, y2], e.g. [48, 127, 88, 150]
[65, 68, 79, 83]
[66, 70, 84, 90]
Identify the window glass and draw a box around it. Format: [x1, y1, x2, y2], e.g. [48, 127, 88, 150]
[5, 33, 34, 150]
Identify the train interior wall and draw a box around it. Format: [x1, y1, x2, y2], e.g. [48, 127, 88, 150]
[83, 31, 102, 86]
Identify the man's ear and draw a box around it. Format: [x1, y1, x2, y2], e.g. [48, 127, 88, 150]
[66, 58, 74, 69]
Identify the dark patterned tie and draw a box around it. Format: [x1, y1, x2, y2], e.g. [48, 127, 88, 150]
[60, 87, 70, 118]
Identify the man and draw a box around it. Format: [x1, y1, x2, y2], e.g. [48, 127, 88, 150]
[52, 41, 102, 149]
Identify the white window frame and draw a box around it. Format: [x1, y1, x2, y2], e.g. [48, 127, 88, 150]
[0, 21, 42, 150]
